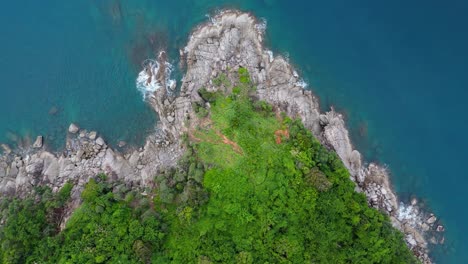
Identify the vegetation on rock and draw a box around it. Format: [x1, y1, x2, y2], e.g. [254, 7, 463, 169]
[164, 68, 417, 263]
[0, 69, 417, 263]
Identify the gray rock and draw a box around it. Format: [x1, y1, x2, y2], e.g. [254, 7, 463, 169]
[26, 160, 44, 176]
[76, 150, 84, 160]
[95, 137, 105, 146]
[101, 149, 133, 179]
[427, 215, 437, 225]
[319, 114, 329, 125]
[88, 131, 97, 140]
[422, 223, 430, 232]
[15, 170, 28, 187]
[118, 141, 127, 148]
[42, 154, 59, 182]
[1, 144, 12, 154]
[8, 164, 18, 178]
[407, 236, 417, 247]
[169, 81, 177, 90]
[68, 123, 79, 134]
[128, 151, 139, 167]
[33, 136, 43, 148]
[381, 188, 387, 195]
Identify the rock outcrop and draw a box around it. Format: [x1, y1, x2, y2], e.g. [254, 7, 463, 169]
[172, 10, 437, 263]
[33, 136, 43, 148]
[68, 123, 79, 134]
[0, 10, 439, 263]
[0, 127, 183, 227]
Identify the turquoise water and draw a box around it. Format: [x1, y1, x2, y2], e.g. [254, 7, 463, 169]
[1, 1, 467, 262]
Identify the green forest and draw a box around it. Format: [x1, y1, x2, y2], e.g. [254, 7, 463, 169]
[0, 69, 417, 263]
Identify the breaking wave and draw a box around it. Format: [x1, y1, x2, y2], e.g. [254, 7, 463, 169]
[135, 56, 176, 100]
[292, 70, 309, 88]
[397, 202, 423, 228]
[266, 50, 274, 63]
[255, 18, 267, 34]
[295, 78, 309, 88]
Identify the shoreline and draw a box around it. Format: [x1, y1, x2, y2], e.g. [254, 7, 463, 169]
[0, 9, 442, 263]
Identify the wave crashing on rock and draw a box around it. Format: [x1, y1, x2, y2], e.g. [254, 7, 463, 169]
[136, 52, 176, 100]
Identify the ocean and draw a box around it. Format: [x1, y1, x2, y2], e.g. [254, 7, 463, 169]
[0, 1, 466, 262]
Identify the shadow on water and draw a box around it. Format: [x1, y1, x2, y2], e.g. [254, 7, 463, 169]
[128, 30, 169, 71]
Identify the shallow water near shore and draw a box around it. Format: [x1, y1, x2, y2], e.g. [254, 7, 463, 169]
[1, 0, 467, 262]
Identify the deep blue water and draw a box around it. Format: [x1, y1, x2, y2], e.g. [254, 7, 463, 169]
[1, 1, 467, 262]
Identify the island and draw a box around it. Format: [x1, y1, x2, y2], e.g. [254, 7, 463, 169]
[0, 10, 441, 263]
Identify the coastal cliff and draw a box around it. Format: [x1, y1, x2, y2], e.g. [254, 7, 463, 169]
[0, 10, 441, 263]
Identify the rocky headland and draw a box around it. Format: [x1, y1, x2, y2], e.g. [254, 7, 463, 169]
[0, 10, 442, 263]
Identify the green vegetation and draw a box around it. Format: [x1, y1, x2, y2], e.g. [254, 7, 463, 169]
[212, 73, 231, 87]
[163, 68, 417, 263]
[0, 183, 72, 263]
[0, 178, 164, 264]
[0, 68, 417, 263]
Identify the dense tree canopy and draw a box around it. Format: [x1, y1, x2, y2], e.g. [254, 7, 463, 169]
[163, 68, 417, 263]
[0, 68, 417, 263]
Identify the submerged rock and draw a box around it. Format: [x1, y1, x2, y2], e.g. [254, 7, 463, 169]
[118, 141, 127, 148]
[48, 106, 59, 115]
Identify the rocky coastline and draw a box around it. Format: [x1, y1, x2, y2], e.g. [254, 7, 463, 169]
[0, 10, 442, 263]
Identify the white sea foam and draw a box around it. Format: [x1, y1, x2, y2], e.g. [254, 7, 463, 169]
[266, 50, 274, 63]
[136, 56, 176, 100]
[205, 13, 218, 25]
[397, 202, 422, 227]
[205, 9, 227, 27]
[255, 18, 267, 34]
[295, 78, 309, 88]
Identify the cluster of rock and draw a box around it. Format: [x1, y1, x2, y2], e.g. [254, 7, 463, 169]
[397, 198, 446, 249]
[0, 10, 441, 263]
[0, 122, 183, 226]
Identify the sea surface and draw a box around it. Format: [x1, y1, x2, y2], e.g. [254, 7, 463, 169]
[1, 1, 467, 262]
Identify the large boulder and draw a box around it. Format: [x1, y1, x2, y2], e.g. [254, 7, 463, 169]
[88, 131, 97, 140]
[15, 169, 29, 188]
[102, 149, 133, 179]
[25, 158, 44, 177]
[41, 152, 60, 182]
[8, 163, 18, 178]
[68, 123, 79, 134]
[33, 136, 43, 148]
[95, 137, 105, 146]
[1, 144, 11, 154]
